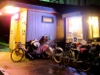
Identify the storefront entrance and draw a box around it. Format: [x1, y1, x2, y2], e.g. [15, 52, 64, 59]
[63, 12, 83, 43]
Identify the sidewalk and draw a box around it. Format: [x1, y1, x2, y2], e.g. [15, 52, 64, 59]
[0, 52, 93, 75]
[0, 52, 62, 75]
[0, 52, 32, 75]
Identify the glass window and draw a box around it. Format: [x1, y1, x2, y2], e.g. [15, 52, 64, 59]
[40, 0, 100, 5]
[86, 0, 99, 5]
[66, 16, 83, 42]
[80, 0, 86, 6]
[88, 16, 99, 39]
[40, 0, 78, 5]
[40, 0, 50, 2]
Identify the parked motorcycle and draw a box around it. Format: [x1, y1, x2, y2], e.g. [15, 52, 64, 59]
[25, 39, 42, 60]
[25, 36, 64, 62]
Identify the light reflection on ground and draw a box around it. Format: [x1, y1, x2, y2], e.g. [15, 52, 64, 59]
[47, 64, 94, 75]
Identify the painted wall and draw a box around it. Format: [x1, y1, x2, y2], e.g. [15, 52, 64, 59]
[56, 14, 65, 49]
[9, 15, 18, 50]
[26, 10, 56, 42]
[19, 10, 27, 44]
[9, 9, 27, 50]
[56, 15, 64, 40]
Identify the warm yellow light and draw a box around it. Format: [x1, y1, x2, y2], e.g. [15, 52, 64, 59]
[4, 6, 20, 14]
[0, 12, 2, 15]
[13, 13, 19, 20]
[88, 17, 93, 25]
[88, 16, 99, 38]
[68, 17, 82, 36]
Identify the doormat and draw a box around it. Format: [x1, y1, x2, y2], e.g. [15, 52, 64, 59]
[0, 68, 9, 75]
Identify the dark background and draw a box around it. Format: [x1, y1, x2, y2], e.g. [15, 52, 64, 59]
[0, 15, 11, 43]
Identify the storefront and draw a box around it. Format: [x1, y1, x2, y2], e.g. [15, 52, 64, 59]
[63, 12, 83, 43]
[62, 10, 100, 44]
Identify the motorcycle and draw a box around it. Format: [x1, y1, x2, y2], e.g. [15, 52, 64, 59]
[25, 36, 54, 60]
[25, 36, 64, 61]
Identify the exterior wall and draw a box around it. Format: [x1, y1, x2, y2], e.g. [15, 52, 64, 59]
[9, 16, 18, 50]
[82, 13, 89, 42]
[19, 10, 27, 44]
[26, 10, 56, 42]
[56, 14, 65, 49]
[56, 15, 64, 40]
[9, 9, 27, 50]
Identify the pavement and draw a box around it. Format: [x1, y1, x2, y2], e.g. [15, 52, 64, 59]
[0, 51, 94, 75]
[0, 44, 85, 75]
[0, 52, 36, 75]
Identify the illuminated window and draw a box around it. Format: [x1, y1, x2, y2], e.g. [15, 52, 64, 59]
[88, 16, 99, 39]
[66, 16, 83, 42]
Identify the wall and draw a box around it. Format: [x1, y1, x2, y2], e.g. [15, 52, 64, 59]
[26, 10, 56, 43]
[9, 9, 27, 50]
[56, 14, 65, 49]
[19, 10, 27, 44]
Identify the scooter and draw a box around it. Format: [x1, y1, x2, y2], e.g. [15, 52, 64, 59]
[25, 36, 53, 60]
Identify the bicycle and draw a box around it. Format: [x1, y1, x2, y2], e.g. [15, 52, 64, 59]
[67, 43, 91, 72]
[49, 41, 64, 63]
[11, 39, 53, 62]
[55, 43, 75, 66]
[57, 43, 91, 72]
[10, 42, 35, 62]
